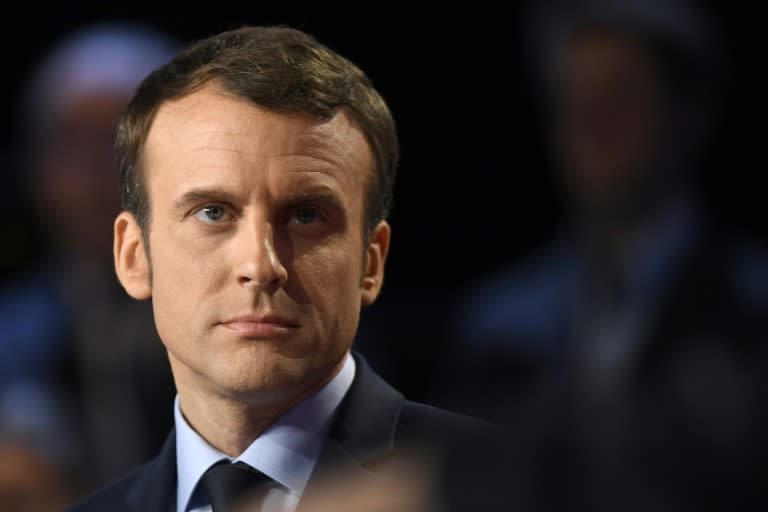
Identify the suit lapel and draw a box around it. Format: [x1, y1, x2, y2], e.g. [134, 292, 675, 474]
[298, 352, 404, 509]
[125, 429, 178, 512]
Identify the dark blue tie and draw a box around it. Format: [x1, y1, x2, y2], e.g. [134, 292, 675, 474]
[198, 460, 272, 512]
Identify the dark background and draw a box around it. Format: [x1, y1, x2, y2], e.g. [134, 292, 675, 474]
[0, 0, 765, 400]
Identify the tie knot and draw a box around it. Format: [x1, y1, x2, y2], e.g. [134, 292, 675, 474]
[198, 460, 272, 512]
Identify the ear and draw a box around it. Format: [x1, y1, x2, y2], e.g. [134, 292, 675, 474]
[114, 211, 152, 300]
[361, 220, 391, 306]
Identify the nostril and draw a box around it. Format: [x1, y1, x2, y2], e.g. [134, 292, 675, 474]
[237, 261, 288, 291]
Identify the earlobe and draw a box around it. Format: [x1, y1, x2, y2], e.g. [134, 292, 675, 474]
[114, 211, 152, 300]
[361, 221, 391, 306]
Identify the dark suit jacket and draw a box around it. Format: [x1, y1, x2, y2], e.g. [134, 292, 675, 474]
[65, 353, 501, 512]
[435, 217, 768, 512]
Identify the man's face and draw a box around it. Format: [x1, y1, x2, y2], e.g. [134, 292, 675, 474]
[115, 83, 389, 407]
[36, 92, 128, 260]
[553, 31, 664, 212]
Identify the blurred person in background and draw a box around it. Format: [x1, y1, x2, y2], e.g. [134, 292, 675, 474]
[434, 0, 768, 510]
[0, 22, 180, 496]
[0, 388, 85, 511]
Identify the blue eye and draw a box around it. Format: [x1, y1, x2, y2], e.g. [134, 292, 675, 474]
[194, 205, 228, 223]
[293, 208, 319, 225]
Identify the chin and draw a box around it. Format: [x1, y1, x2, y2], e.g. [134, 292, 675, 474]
[214, 355, 315, 402]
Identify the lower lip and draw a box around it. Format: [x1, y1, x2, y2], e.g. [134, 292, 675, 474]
[220, 322, 299, 337]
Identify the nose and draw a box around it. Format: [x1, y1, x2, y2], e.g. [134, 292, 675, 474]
[235, 218, 288, 293]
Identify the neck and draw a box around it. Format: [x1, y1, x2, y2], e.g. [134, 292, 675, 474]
[577, 188, 686, 245]
[575, 192, 697, 274]
[174, 358, 345, 456]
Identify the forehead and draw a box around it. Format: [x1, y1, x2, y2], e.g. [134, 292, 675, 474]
[142, 84, 373, 196]
[560, 30, 656, 75]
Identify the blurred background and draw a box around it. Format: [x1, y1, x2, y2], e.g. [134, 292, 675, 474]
[0, 0, 766, 510]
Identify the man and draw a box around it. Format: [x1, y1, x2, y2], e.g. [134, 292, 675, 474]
[0, 22, 179, 493]
[67, 25, 497, 512]
[436, 1, 768, 511]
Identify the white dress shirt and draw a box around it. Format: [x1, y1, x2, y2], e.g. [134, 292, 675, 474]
[175, 353, 356, 512]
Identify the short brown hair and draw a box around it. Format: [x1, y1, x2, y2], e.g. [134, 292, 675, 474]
[116, 25, 399, 239]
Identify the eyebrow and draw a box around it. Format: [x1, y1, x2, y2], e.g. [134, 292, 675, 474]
[278, 188, 346, 214]
[173, 187, 241, 212]
[172, 185, 347, 213]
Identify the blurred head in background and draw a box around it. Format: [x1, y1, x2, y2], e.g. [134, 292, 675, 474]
[0, 385, 83, 511]
[0, 441, 74, 512]
[524, 0, 725, 227]
[15, 23, 178, 269]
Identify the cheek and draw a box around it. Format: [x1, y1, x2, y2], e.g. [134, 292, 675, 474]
[289, 240, 364, 318]
[148, 230, 226, 335]
[155, 222, 229, 284]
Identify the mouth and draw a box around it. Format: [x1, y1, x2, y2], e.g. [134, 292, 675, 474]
[218, 314, 300, 338]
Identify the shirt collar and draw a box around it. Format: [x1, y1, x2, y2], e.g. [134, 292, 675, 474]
[567, 196, 701, 304]
[620, 197, 701, 301]
[175, 352, 356, 512]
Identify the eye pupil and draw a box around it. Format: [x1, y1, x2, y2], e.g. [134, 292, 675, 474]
[296, 209, 316, 224]
[204, 206, 224, 221]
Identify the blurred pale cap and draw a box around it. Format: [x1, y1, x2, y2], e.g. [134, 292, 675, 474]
[23, 22, 179, 131]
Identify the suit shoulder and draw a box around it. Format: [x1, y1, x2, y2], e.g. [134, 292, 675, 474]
[65, 463, 147, 512]
[394, 401, 507, 507]
[397, 400, 498, 440]
[454, 240, 575, 348]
